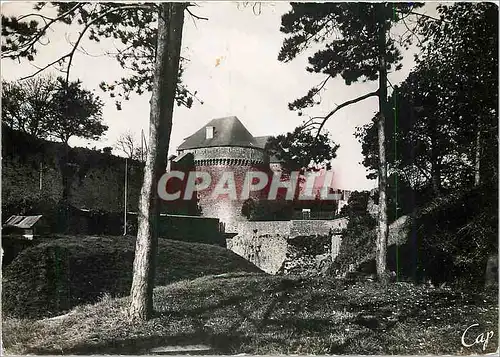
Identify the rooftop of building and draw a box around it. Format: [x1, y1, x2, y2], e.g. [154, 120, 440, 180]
[3, 215, 43, 229]
[177, 116, 258, 150]
[177, 116, 281, 162]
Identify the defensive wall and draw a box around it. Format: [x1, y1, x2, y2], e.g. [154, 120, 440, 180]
[2, 128, 223, 246]
[227, 217, 348, 274]
[2, 126, 143, 214]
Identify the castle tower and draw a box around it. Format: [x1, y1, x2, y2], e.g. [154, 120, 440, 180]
[176, 116, 273, 228]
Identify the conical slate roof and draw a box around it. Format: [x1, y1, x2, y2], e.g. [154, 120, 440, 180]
[178, 116, 261, 150]
[253, 136, 281, 163]
[252, 135, 271, 148]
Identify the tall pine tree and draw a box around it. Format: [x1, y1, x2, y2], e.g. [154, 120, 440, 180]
[357, 3, 498, 198]
[278, 2, 424, 281]
[2, 2, 206, 320]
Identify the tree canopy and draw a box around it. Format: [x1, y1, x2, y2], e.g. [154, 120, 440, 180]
[265, 126, 339, 173]
[278, 2, 423, 114]
[2, 76, 57, 138]
[1, 2, 201, 110]
[357, 2, 498, 196]
[2, 75, 107, 144]
[51, 77, 107, 144]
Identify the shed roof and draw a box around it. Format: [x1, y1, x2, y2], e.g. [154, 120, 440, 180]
[172, 151, 193, 163]
[4, 215, 43, 229]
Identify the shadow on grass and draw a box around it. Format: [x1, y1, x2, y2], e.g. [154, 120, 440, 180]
[22, 277, 352, 355]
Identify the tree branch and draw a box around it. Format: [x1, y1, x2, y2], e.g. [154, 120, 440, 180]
[414, 163, 432, 180]
[402, 15, 423, 47]
[65, 4, 156, 84]
[17, 13, 53, 25]
[3, 3, 84, 58]
[299, 118, 321, 132]
[309, 75, 332, 101]
[20, 56, 69, 80]
[186, 7, 208, 21]
[395, 10, 446, 23]
[17, 4, 156, 84]
[314, 90, 379, 139]
[300, 17, 335, 53]
[289, 75, 333, 110]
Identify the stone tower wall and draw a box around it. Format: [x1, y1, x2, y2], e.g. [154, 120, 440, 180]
[180, 146, 267, 164]
[178, 146, 270, 228]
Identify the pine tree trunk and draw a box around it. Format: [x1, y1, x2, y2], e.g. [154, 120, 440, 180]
[376, 9, 389, 282]
[129, 3, 185, 321]
[376, 112, 388, 280]
[474, 120, 481, 186]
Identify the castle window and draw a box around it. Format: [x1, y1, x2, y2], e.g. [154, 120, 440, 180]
[206, 126, 214, 139]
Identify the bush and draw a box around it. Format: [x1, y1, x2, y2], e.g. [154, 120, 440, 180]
[333, 215, 376, 275]
[411, 184, 498, 285]
[333, 185, 498, 286]
[242, 199, 294, 221]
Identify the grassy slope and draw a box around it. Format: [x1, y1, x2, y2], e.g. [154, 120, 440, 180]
[2, 236, 263, 319]
[3, 273, 498, 355]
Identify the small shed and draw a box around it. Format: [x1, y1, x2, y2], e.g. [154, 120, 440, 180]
[3, 215, 47, 239]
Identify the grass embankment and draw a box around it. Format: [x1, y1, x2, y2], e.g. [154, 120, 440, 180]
[3, 273, 498, 355]
[2, 235, 262, 319]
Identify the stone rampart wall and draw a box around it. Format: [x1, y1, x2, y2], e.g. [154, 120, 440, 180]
[2, 127, 143, 215]
[227, 218, 347, 274]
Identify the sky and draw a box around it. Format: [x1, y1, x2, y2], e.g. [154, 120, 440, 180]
[1, 2, 439, 191]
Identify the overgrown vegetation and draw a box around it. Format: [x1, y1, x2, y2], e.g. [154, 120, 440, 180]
[2, 236, 262, 319]
[334, 185, 498, 287]
[265, 127, 338, 172]
[409, 184, 498, 284]
[333, 191, 376, 275]
[3, 273, 498, 355]
[333, 3, 498, 284]
[279, 234, 332, 276]
[241, 198, 294, 221]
